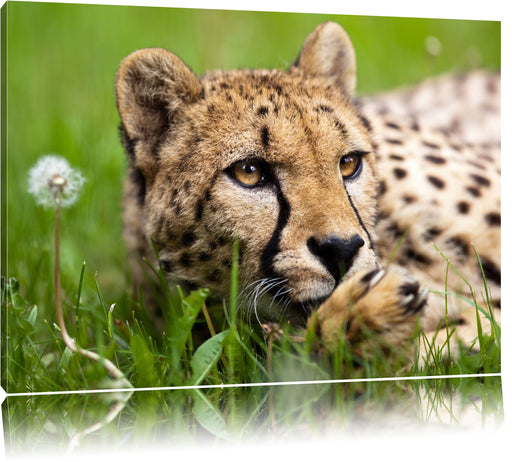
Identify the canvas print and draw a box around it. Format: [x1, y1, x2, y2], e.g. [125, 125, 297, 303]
[0, 1, 502, 455]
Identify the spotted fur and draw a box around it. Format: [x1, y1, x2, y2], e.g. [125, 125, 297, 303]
[116, 22, 500, 352]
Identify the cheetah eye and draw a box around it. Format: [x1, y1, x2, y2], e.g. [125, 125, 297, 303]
[229, 159, 268, 188]
[339, 152, 364, 179]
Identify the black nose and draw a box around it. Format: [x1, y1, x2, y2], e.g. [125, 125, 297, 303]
[307, 234, 364, 285]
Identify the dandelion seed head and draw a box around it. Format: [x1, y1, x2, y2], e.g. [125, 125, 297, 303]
[28, 155, 85, 208]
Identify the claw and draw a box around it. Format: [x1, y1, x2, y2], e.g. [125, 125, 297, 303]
[401, 287, 429, 314]
[401, 294, 415, 306]
[418, 287, 430, 304]
[357, 268, 386, 299]
[367, 268, 386, 288]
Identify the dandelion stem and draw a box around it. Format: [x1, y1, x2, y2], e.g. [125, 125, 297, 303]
[53, 198, 130, 382]
[54, 203, 72, 347]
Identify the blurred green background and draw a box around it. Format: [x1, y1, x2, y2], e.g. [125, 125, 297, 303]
[5, 2, 500, 316]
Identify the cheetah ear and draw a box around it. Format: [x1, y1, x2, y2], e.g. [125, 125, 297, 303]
[115, 48, 202, 169]
[294, 22, 356, 98]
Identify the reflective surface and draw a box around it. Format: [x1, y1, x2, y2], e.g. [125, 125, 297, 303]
[3, 376, 503, 456]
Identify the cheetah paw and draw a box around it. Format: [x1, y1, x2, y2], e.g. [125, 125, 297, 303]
[308, 266, 428, 355]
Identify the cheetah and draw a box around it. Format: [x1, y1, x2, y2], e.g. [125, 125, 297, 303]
[115, 22, 500, 354]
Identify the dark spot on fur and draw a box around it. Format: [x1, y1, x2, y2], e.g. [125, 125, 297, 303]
[485, 212, 501, 226]
[385, 121, 401, 130]
[446, 236, 470, 257]
[457, 201, 470, 214]
[179, 253, 192, 267]
[159, 260, 173, 273]
[393, 168, 407, 179]
[171, 188, 178, 204]
[377, 209, 389, 221]
[487, 78, 498, 94]
[261, 125, 270, 147]
[422, 141, 441, 150]
[387, 222, 406, 240]
[466, 186, 481, 197]
[403, 195, 416, 204]
[129, 167, 146, 206]
[471, 174, 491, 187]
[199, 252, 211, 262]
[405, 248, 431, 265]
[195, 200, 204, 220]
[423, 227, 442, 241]
[257, 106, 269, 116]
[272, 83, 283, 95]
[222, 258, 231, 267]
[209, 241, 218, 251]
[165, 227, 175, 242]
[357, 113, 372, 131]
[207, 269, 223, 283]
[386, 138, 403, 145]
[150, 135, 165, 158]
[410, 120, 420, 131]
[427, 176, 445, 189]
[425, 155, 446, 164]
[182, 230, 196, 246]
[186, 281, 200, 292]
[389, 154, 404, 161]
[467, 160, 486, 170]
[480, 258, 500, 285]
[120, 124, 137, 162]
[316, 104, 333, 113]
[377, 106, 389, 115]
[378, 180, 387, 195]
[334, 120, 347, 137]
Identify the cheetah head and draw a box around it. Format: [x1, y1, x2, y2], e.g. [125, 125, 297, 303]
[116, 22, 380, 326]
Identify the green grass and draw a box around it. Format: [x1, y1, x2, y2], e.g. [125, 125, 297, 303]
[2, 239, 503, 451]
[1, 2, 502, 454]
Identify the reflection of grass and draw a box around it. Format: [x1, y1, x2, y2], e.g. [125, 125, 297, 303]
[2, 2, 502, 453]
[4, 378, 503, 452]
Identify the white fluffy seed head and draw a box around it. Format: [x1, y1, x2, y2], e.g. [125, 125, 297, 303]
[28, 155, 85, 208]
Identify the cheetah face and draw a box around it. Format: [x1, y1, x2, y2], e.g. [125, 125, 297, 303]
[117, 22, 380, 325]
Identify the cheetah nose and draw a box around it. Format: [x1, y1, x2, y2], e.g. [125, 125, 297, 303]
[307, 234, 364, 285]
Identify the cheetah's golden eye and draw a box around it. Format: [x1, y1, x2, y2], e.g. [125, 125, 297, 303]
[339, 152, 363, 179]
[230, 160, 268, 187]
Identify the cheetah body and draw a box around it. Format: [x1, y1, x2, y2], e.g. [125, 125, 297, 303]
[116, 22, 500, 349]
